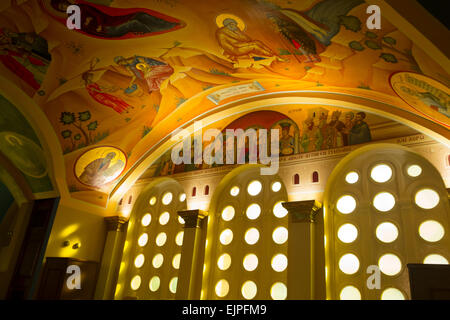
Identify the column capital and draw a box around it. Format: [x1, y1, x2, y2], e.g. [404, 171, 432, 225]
[282, 200, 322, 223]
[178, 209, 208, 228]
[104, 216, 128, 232]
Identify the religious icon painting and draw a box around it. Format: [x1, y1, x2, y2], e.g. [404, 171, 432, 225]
[39, 0, 185, 40]
[74, 146, 126, 188]
[0, 131, 48, 178]
[390, 72, 450, 128]
[271, 120, 299, 156]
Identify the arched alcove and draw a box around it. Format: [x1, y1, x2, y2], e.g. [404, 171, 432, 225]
[323, 143, 450, 300]
[202, 164, 289, 300]
[116, 177, 187, 299]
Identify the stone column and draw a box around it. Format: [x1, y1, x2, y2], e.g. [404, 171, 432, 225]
[94, 216, 128, 300]
[175, 209, 208, 300]
[282, 200, 322, 300]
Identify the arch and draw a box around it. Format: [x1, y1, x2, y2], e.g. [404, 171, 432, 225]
[293, 174, 300, 185]
[323, 143, 450, 300]
[0, 76, 64, 198]
[203, 164, 289, 300]
[204, 185, 210, 196]
[109, 92, 450, 208]
[192, 187, 197, 197]
[116, 177, 187, 299]
[0, 152, 32, 206]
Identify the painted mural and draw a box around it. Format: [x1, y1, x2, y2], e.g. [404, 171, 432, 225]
[0, 0, 448, 206]
[0, 27, 51, 96]
[0, 95, 53, 193]
[40, 0, 185, 39]
[390, 72, 450, 128]
[74, 146, 126, 187]
[147, 108, 374, 178]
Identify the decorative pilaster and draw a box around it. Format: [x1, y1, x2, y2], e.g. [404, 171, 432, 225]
[104, 216, 128, 232]
[94, 216, 128, 300]
[283, 200, 322, 223]
[282, 200, 323, 300]
[176, 209, 208, 300]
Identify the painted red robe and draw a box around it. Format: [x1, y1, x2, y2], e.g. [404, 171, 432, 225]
[86, 83, 131, 114]
[0, 49, 42, 90]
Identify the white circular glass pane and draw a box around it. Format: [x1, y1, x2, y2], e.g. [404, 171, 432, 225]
[340, 286, 361, 300]
[273, 201, 288, 218]
[271, 181, 282, 192]
[378, 254, 402, 276]
[134, 254, 145, 268]
[178, 216, 185, 224]
[221, 206, 235, 221]
[169, 277, 178, 294]
[337, 224, 358, 243]
[339, 253, 360, 275]
[424, 254, 448, 264]
[371, 164, 392, 183]
[245, 228, 260, 245]
[176, 231, 184, 246]
[271, 254, 288, 272]
[345, 171, 359, 184]
[381, 288, 405, 300]
[376, 222, 399, 243]
[217, 253, 231, 271]
[407, 165, 422, 177]
[179, 193, 186, 202]
[130, 275, 141, 291]
[243, 254, 258, 271]
[271, 282, 287, 300]
[230, 186, 240, 197]
[373, 192, 396, 212]
[149, 196, 156, 206]
[336, 195, 356, 214]
[419, 220, 445, 242]
[155, 232, 167, 247]
[272, 227, 288, 245]
[162, 192, 173, 205]
[247, 180, 262, 196]
[159, 211, 170, 225]
[152, 253, 164, 269]
[141, 213, 151, 227]
[246, 204, 261, 220]
[220, 229, 233, 245]
[215, 279, 229, 298]
[241, 281, 257, 300]
[138, 233, 148, 247]
[172, 253, 181, 269]
[415, 189, 440, 209]
[149, 276, 160, 292]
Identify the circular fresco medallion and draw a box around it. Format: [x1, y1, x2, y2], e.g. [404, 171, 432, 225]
[74, 146, 126, 188]
[0, 132, 47, 178]
[390, 72, 449, 128]
[215, 13, 246, 31]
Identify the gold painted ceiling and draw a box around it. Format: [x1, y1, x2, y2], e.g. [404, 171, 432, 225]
[0, 0, 448, 208]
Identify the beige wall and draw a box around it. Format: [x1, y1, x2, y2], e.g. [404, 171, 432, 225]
[127, 134, 450, 211]
[44, 203, 107, 262]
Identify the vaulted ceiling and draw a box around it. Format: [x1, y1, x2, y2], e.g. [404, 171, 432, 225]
[0, 0, 448, 210]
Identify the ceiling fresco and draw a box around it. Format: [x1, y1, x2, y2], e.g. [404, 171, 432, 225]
[0, 0, 448, 206]
[144, 108, 417, 180]
[0, 94, 53, 194]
